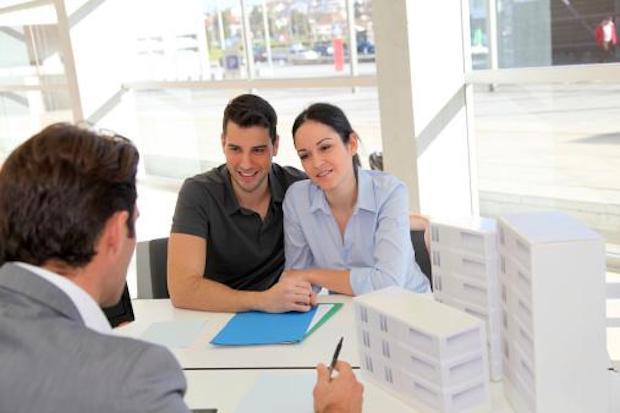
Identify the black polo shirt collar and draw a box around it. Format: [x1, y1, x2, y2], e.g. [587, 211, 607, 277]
[221, 165, 286, 215]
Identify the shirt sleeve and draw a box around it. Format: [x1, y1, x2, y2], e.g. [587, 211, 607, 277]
[348, 181, 417, 295]
[283, 187, 314, 271]
[170, 178, 210, 239]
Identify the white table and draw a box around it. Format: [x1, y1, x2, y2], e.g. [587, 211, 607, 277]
[116, 296, 359, 369]
[117, 297, 619, 412]
[182, 369, 514, 413]
[118, 297, 620, 370]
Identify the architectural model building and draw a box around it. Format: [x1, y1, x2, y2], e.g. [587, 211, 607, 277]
[354, 287, 490, 412]
[430, 217, 502, 381]
[498, 211, 610, 412]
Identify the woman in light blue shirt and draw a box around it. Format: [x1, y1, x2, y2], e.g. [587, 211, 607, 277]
[282, 103, 430, 296]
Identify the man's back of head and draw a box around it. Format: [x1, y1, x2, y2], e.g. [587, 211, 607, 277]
[0, 123, 139, 270]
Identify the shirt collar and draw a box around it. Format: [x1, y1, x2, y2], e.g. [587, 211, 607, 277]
[356, 170, 377, 212]
[15, 262, 112, 335]
[309, 169, 377, 214]
[222, 165, 284, 215]
[309, 183, 330, 213]
[268, 166, 286, 203]
[220, 165, 241, 215]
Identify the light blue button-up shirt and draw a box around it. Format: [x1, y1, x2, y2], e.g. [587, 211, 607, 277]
[283, 169, 430, 295]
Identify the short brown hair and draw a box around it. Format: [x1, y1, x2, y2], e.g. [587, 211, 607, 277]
[0, 123, 139, 267]
[222, 94, 278, 143]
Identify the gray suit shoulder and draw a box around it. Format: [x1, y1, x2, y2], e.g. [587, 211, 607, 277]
[77, 330, 189, 413]
[95, 333, 190, 413]
[0, 265, 190, 413]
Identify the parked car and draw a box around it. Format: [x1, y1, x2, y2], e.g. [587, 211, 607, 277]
[253, 46, 267, 62]
[357, 39, 375, 55]
[289, 43, 319, 61]
[314, 41, 334, 56]
[270, 46, 289, 64]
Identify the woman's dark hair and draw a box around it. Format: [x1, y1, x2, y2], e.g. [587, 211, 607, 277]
[291, 103, 361, 169]
[223, 94, 278, 143]
[0, 123, 139, 267]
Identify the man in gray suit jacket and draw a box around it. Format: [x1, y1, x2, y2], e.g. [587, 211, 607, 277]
[0, 123, 363, 413]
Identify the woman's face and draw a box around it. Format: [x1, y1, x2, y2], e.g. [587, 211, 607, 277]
[294, 120, 358, 193]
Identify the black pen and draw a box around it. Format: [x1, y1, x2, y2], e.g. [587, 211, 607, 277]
[328, 336, 344, 381]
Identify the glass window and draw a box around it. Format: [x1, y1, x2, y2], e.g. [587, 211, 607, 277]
[204, 2, 246, 80]
[468, 0, 620, 69]
[1, 0, 384, 294]
[354, 0, 376, 75]
[0, 16, 72, 157]
[470, 0, 490, 69]
[247, 0, 354, 79]
[472, 82, 620, 257]
[130, 0, 210, 81]
[127, 86, 381, 180]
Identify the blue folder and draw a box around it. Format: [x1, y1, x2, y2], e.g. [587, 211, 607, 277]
[210, 306, 319, 346]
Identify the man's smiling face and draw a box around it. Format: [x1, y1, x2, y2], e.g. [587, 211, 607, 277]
[222, 121, 279, 195]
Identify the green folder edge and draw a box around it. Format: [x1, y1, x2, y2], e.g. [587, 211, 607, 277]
[304, 303, 343, 338]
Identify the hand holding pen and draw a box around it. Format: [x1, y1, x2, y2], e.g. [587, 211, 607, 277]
[313, 337, 364, 413]
[328, 337, 344, 380]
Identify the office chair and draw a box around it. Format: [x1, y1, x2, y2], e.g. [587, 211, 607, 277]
[411, 230, 432, 290]
[102, 284, 135, 327]
[136, 237, 170, 299]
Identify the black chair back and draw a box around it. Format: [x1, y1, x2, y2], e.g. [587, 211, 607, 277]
[149, 237, 170, 298]
[411, 230, 432, 289]
[136, 237, 170, 299]
[102, 284, 135, 327]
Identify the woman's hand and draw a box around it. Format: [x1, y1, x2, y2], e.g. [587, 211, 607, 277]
[281, 268, 310, 282]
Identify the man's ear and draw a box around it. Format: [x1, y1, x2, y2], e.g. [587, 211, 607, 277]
[272, 134, 280, 157]
[221, 133, 227, 152]
[98, 211, 130, 257]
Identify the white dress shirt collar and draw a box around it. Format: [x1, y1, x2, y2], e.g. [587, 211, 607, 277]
[15, 262, 112, 335]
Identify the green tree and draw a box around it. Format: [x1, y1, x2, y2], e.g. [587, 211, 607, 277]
[290, 10, 311, 41]
[221, 10, 233, 41]
[249, 6, 264, 39]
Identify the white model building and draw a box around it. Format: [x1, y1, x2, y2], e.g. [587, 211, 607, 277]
[498, 211, 610, 413]
[354, 287, 490, 412]
[430, 216, 503, 381]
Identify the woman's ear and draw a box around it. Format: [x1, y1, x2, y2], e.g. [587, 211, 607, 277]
[348, 132, 359, 155]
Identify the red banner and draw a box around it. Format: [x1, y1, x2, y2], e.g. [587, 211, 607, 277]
[333, 38, 344, 71]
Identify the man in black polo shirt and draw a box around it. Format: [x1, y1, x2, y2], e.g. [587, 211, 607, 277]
[168, 94, 314, 312]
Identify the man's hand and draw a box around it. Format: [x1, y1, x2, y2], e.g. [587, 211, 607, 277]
[313, 361, 363, 413]
[259, 276, 315, 313]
